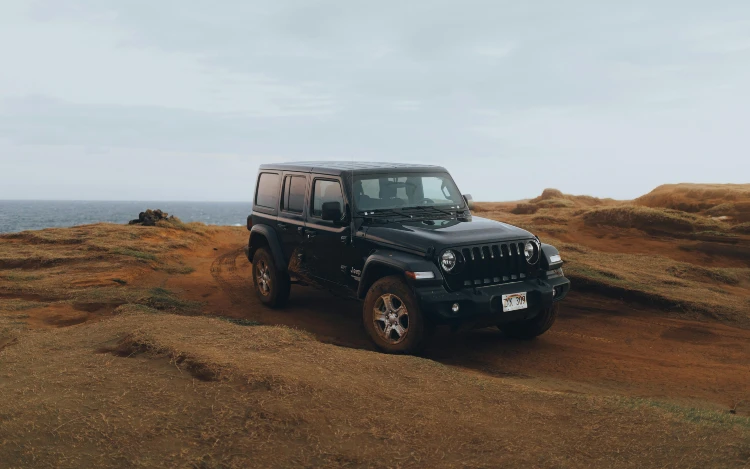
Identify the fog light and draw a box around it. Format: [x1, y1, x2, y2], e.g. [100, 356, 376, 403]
[452, 303, 460, 313]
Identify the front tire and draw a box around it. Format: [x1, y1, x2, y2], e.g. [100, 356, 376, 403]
[363, 276, 427, 354]
[252, 247, 290, 308]
[499, 303, 558, 339]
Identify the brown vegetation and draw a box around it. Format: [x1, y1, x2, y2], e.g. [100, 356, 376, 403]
[2, 184, 750, 467]
[636, 183, 750, 221]
[580, 205, 728, 235]
[2, 308, 749, 468]
[510, 202, 539, 214]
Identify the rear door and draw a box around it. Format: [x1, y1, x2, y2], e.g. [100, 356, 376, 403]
[277, 172, 309, 277]
[252, 170, 282, 233]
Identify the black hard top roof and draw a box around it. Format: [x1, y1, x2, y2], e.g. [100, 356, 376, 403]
[258, 161, 448, 176]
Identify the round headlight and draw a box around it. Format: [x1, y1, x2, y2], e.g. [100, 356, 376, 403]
[524, 241, 540, 265]
[440, 250, 457, 272]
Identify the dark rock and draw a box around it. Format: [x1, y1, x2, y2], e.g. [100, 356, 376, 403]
[129, 209, 173, 226]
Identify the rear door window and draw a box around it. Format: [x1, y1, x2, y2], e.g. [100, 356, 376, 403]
[282, 176, 307, 213]
[255, 173, 281, 209]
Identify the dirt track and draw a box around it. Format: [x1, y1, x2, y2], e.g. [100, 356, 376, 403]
[178, 240, 750, 416]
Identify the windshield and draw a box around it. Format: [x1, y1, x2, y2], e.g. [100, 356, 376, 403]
[353, 172, 465, 212]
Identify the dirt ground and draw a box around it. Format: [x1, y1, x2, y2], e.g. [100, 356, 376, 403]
[176, 233, 750, 414]
[1, 188, 750, 468]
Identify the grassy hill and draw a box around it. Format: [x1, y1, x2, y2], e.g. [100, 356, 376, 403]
[2, 184, 750, 467]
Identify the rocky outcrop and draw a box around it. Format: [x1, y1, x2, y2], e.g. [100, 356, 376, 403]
[129, 209, 175, 226]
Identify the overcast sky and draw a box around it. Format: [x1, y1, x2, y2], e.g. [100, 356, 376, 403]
[1, 1, 749, 201]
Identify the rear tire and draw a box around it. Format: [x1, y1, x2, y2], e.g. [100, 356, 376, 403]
[252, 247, 290, 308]
[363, 275, 428, 354]
[499, 303, 558, 340]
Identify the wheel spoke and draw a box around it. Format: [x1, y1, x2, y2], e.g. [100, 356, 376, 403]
[392, 323, 406, 338]
[373, 310, 388, 325]
[382, 294, 396, 314]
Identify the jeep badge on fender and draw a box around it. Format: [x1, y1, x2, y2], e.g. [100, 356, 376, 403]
[244, 162, 570, 354]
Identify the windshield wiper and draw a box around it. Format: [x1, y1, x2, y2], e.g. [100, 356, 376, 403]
[355, 208, 414, 220]
[403, 205, 458, 217]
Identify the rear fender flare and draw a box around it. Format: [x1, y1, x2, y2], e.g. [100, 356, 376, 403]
[249, 225, 287, 272]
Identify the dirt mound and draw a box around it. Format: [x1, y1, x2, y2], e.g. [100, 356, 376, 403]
[530, 188, 609, 208]
[499, 188, 611, 215]
[580, 205, 727, 235]
[129, 209, 181, 226]
[535, 188, 565, 200]
[704, 202, 750, 223]
[470, 201, 519, 213]
[559, 242, 750, 325]
[473, 189, 612, 215]
[3, 311, 749, 468]
[510, 203, 539, 214]
[636, 184, 750, 217]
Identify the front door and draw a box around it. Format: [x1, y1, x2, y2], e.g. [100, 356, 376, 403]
[303, 177, 353, 289]
[277, 173, 309, 278]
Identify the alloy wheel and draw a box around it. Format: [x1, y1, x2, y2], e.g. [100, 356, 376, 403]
[372, 293, 409, 344]
[256, 260, 271, 296]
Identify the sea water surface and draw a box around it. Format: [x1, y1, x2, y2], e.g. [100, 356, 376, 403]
[0, 201, 252, 234]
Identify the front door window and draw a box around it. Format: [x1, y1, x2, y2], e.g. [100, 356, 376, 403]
[312, 180, 344, 217]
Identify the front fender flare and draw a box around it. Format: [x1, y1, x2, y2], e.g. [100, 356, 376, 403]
[249, 224, 287, 272]
[357, 250, 442, 299]
[540, 243, 563, 270]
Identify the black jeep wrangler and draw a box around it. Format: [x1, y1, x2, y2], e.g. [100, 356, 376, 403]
[245, 162, 569, 353]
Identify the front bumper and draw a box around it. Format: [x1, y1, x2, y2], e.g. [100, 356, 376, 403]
[414, 275, 570, 326]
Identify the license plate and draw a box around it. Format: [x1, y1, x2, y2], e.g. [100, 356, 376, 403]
[502, 292, 527, 312]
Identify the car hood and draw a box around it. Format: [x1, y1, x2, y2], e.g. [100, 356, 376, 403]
[363, 216, 534, 254]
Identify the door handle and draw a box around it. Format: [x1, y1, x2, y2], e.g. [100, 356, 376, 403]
[277, 223, 288, 231]
[305, 229, 317, 239]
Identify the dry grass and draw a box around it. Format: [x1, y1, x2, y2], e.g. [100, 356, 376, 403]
[555, 243, 750, 324]
[0, 223, 212, 305]
[475, 191, 750, 326]
[636, 183, 750, 213]
[530, 188, 614, 208]
[487, 188, 617, 217]
[510, 203, 539, 214]
[2, 192, 750, 467]
[471, 201, 517, 213]
[580, 205, 728, 235]
[2, 310, 749, 468]
[731, 222, 750, 234]
[532, 215, 569, 225]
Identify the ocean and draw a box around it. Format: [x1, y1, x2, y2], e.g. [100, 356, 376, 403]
[0, 200, 252, 234]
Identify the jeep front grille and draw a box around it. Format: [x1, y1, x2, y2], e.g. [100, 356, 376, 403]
[446, 241, 539, 290]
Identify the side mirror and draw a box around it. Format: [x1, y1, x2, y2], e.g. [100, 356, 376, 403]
[463, 194, 475, 210]
[321, 201, 343, 222]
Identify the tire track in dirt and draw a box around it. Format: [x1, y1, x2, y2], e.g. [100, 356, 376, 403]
[207, 246, 373, 349]
[205, 245, 750, 410]
[210, 248, 257, 306]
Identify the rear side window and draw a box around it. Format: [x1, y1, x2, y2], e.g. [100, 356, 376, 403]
[312, 179, 344, 217]
[282, 176, 307, 213]
[255, 173, 280, 209]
